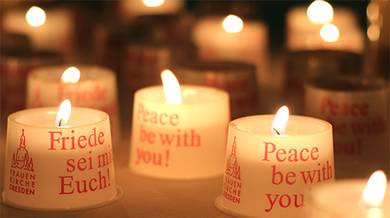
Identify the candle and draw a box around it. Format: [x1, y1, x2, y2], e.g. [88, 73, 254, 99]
[215, 106, 334, 217]
[26, 65, 120, 143]
[129, 69, 230, 179]
[305, 76, 389, 178]
[192, 14, 275, 113]
[3, 6, 74, 58]
[3, 100, 119, 210]
[192, 15, 268, 77]
[306, 170, 390, 218]
[287, 2, 364, 53]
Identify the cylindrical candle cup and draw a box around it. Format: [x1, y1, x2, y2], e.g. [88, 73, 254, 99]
[216, 115, 334, 217]
[129, 85, 230, 179]
[3, 107, 119, 210]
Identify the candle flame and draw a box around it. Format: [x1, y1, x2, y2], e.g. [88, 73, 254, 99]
[362, 170, 387, 208]
[161, 69, 182, 104]
[222, 14, 244, 33]
[320, 23, 340, 42]
[56, 99, 72, 127]
[25, 6, 46, 27]
[142, 0, 165, 7]
[272, 106, 289, 135]
[307, 0, 334, 24]
[61, 67, 81, 83]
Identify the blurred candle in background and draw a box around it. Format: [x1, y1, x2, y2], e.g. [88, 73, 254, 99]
[192, 14, 277, 113]
[304, 76, 390, 178]
[3, 6, 75, 59]
[365, 0, 390, 80]
[286, 1, 364, 53]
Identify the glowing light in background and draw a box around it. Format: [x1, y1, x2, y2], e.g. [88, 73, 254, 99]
[222, 14, 244, 33]
[25, 6, 46, 27]
[307, 0, 334, 24]
[142, 0, 165, 7]
[61, 67, 81, 83]
[320, 23, 340, 42]
[367, 24, 381, 41]
[367, 2, 380, 22]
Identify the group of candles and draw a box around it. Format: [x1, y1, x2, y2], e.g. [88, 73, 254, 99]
[2, 65, 389, 217]
[1, 0, 389, 217]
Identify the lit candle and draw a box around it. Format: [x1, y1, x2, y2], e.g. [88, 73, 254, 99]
[3, 6, 74, 58]
[3, 100, 119, 210]
[215, 106, 335, 217]
[129, 69, 230, 179]
[26, 65, 119, 142]
[306, 170, 390, 217]
[287, 1, 364, 53]
[192, 14, 274, 113]
[193, 15, 268, 59]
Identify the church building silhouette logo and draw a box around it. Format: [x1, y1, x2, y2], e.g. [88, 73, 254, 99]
[11, 129, 34, 171]
[223, 136, 242, 204]
[225, 136, 241, 180]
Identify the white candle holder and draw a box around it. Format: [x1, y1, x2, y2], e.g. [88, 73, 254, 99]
[215, 115, 334, 217]
[2, 107, 121, 210]
[129, 85, 230, 179]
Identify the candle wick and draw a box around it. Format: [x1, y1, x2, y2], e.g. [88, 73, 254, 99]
[273, 128, 280, 135]
[58, 119, 63, 127]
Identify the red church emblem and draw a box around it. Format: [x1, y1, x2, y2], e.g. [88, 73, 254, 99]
[225, 136, 241, 180]
[223, 136, 242, 204]
[11, 129, 34, 171]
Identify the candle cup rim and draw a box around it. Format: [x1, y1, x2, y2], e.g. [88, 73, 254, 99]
[29, 65, 115, 83]
[135, 85, 229, 105]
[306, 76, 388, 92]
[8, 107, 110, 129]
[229, 114, 332, 136]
